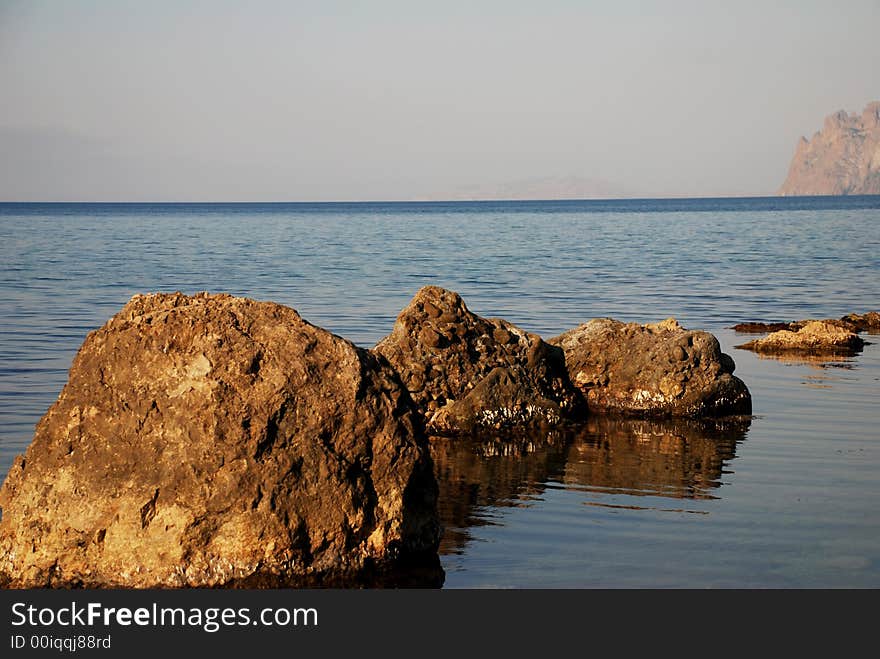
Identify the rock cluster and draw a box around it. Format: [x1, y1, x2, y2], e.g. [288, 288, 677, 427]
[736, 320, 865, 355]
[549, 318, 751, 417]
[0, 287, 754, 588]
[778, 101, 880, 196]
[0, 293, 439, 588]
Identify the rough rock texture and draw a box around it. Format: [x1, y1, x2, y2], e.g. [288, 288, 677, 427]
[549, 318, 751, 417]
[736, 320, 864, 355]
[373, 286, 583, 434]
[0, 292, 440, 588]
[778, 101, 880, 195]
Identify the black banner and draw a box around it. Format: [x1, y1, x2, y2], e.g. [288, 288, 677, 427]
[0, 588, 874, 655]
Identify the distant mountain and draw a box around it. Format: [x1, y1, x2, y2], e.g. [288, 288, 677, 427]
[779, 101, 880, 196]
[429, 176, 633, 201]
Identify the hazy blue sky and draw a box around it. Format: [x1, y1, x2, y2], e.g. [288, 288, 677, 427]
[1, 0, 878, 201]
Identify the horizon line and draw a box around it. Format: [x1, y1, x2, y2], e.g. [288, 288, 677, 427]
[5, 193, 878, 204]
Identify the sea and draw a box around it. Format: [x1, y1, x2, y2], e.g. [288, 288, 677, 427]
[1, 196, 879, 588]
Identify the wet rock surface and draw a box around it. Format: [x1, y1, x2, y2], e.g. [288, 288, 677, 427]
[736, 320, 865, 355]
[0, 292, 440, 588]
[374, 286, 583, 434]
[549, 318, 751, 417]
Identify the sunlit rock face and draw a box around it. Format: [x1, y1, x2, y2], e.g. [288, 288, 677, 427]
[0, 292, 440, 588]
[374, 286, 584, 434]
[549, 318, 751, 418]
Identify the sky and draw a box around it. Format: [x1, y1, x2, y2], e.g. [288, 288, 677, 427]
[1, 0, 878, 201]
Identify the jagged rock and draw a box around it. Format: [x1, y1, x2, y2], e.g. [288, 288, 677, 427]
[736, 320, 864, 355]
[549, 318, 751, 418]
[373, 286, 583, 434]
[0, 292, 440, 588]
[778, 101, 880, 195]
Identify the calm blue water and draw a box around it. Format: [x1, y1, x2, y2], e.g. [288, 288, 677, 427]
[1, 196, 879, 587]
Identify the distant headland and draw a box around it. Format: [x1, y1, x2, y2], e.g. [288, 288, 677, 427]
[779, 101, 880, 196]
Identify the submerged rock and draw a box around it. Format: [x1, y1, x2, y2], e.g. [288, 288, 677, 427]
[840, 311, 880, 333]
[549, 318, 751, 418]
[0, 292, 440, 588]
[736, 320, 865, 355]
[733, 311, 879, 335]
[732, 321, 800, 333]
[373, 286, 583, 434]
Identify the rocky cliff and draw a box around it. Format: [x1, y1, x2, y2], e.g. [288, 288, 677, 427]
[778, 101, 880, 196]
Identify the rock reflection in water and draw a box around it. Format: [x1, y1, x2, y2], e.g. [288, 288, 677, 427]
[430, 432, 570, 556]
[564, 416, 750, 503]
[432, 415, 751, 556]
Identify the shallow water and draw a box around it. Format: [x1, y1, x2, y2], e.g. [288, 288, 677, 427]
[1, 197, 879, 587]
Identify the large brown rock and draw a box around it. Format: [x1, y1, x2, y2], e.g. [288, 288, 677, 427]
[374, 286, 583, 434]
[736, 320, 864, 355]
[778, 101, 880, 195]
[549, 318, 751, 418]
[0, 292, 440, 588]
